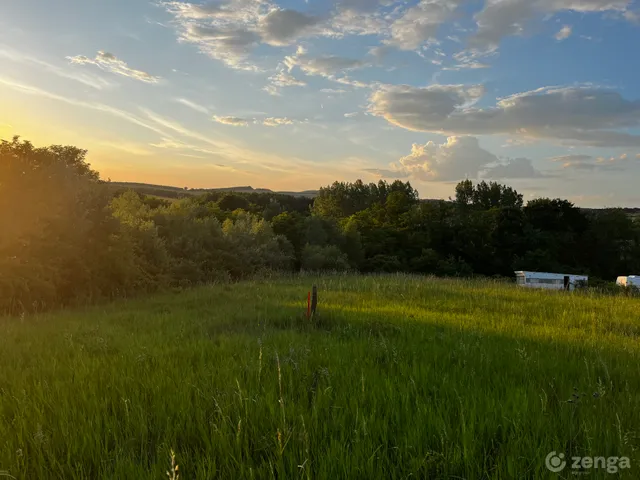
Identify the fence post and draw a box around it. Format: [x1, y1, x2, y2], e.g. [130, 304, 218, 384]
[311, 285, 318, 317]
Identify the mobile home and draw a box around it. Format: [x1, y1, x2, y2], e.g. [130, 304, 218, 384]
[616, 276, 640, 288]
[514, 271, 588, 291]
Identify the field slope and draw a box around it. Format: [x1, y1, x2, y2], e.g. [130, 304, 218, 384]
[1, 275, 639, 479]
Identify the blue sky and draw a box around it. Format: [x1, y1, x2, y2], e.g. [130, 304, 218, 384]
[2, 0, 640, 206]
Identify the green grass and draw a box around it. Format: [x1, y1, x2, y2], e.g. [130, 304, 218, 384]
[1, 275, 639, 479]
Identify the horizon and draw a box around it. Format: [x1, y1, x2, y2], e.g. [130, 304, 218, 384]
[3, 0, 640, 208]
[109, 179, 640, 208]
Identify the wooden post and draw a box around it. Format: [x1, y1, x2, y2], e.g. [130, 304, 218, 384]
[307, 291, 311, 319]
[311, 285, 318, 317]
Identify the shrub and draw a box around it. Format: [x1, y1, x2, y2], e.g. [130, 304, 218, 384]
[300, 244, 350, 272]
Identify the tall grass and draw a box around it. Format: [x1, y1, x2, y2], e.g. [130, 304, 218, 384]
[0, 274, 639, 478]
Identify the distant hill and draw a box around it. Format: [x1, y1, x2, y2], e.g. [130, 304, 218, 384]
[109, 182, 187, 192]
[109, 182, 320, 199]
[190, 186, 320, 198]
[108, 183, 640, 212]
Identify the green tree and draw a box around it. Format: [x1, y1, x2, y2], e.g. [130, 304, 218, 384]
[300, 245, 350, 272]
[0, 137, 138, 311]
[217, 193, 250, 212]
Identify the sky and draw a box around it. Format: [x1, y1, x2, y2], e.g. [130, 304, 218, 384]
[2, 0, 640, 206]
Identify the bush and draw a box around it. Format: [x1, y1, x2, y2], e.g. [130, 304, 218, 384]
[300, 245, 350, 272]
[437, 256, 474, 277]
[0, 137, 150, 312]
[0, 138, 300, 314]
[362, 255, 403, 273]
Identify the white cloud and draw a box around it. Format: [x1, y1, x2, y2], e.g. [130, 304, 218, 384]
[555, 25, 572, 40]
[181, 23, 260, 70]
[388, 0, 463, 50]
[160, 0, 637, 78]
[210, 114, 297, 127]
[263, 69, 306, 95]
[0, 46, 115, 90]
[141, 108, 315, 173]
[321, 88, 348, 94]
[0, 77, 311, 173]
[443, 62, 491, 71]
[624, 10, 640, 22]
[369, 83, 485, 126]
[368, 45, 393, 59]
[163, 1, 325, 69]
[369, 84, 640, 146]
[502, 137, 538, 147]
[483, 157, 542, 179]
[163, 0, 265, 23]
[395, 136, 501, 181]
[285, 47, 367, 77]
[336, 0, 391, 13]
[472, 0, 630, 49]
[269, 70, 307, 87]
[213, 115, 252, 126]
[259, 9, 323, 46]
[333, 76, 371, 88]
[380, 136, 543, 182]
[344, 112, 359, 117]
[329, 5, 391, 37]
[174, 98, 209, 114]
[162, 0, 265, 70]
[281, 47, 372, 89]
[549, 154, 594, 163]
[550, 153, 629, 171]
[67, 51, 160, 83]
[451, 47, 498, 70]
[262, 117, 294, 127]
[363, 168, 410, 179]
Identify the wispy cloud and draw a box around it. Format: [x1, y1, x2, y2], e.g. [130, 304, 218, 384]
[98, 141, 154, 156]
[0, 45, 115, 90]
[211, 115, 297, 127]
[472, 0, 629, 49]
[0, 76, 170, 137]
[174, 98, 209, 114]
[262, 117, 294, 127]
[555, 25, 572, 41]
[264, 69, 307, 96]
[213, 115, 251, 126]
[363, 168, 409, 179]
[67, 51, 160, 84]
[550, 153, 631, 172]
[283, 46, 372, 88]
[141, 108, 309, 172]
[321, 88, 348, 94]
[150, 138, 220, 156]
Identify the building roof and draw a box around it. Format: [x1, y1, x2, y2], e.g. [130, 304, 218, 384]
[514, 271, 588, 278]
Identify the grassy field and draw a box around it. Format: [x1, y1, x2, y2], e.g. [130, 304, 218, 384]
[1, 275, 639, 479]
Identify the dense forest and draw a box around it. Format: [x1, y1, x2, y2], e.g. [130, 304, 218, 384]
[2, 136, 639, 313]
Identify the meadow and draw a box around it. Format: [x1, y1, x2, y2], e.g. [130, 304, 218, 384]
[1, 274, 639, 479]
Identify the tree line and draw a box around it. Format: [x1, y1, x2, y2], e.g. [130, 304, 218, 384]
[2, 137, 639, 313]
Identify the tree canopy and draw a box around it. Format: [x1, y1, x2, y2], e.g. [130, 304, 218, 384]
[3, 136, 640, 314]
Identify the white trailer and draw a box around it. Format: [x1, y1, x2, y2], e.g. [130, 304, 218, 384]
[616, 276, 640, 287]
[514, 271, 588, 291]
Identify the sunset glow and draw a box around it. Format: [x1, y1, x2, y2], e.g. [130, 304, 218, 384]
[2, 0, 640, 205]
